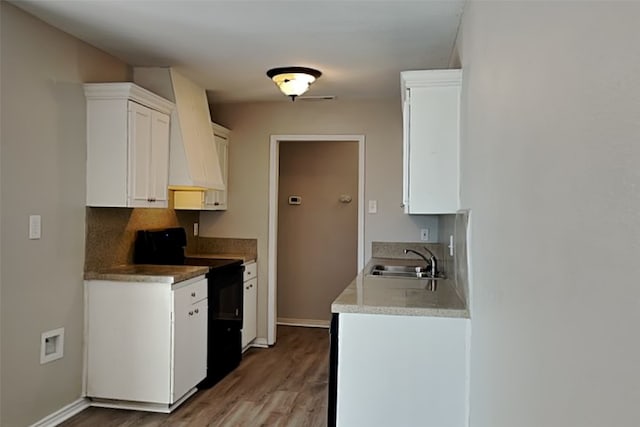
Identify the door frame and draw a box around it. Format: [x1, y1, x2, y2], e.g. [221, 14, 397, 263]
[268, 135, 365, 345]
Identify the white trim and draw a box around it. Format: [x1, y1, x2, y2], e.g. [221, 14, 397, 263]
[29, 398, 90, 427]
[83, 83, 174, 114]
[278, 318, 330, 329]
[88, 387, 197, 414]
[251, 338, 270, 348]
[268, 134, 366, 346]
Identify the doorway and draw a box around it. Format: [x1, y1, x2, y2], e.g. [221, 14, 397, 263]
[277, 140, 358, 327]
[268, 135, 365, 344]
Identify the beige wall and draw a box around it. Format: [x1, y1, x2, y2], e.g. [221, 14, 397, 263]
[460, 1, 640, 426]
[202, 100, 439, 341]
[277, 140, 359, 323]
[0, 3, 130, 426]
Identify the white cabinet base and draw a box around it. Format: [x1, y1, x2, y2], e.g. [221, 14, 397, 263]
[88, 388, 198, 414]
[337, 313, 469, 427]
[84, 276, 207, 412]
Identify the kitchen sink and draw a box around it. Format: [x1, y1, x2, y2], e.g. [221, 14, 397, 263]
[371, 264, 429, 273]
[368, 264, 445, 280]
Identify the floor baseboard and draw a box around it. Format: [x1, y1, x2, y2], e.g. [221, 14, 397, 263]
[30, 397, 90, 427]
[251, 337, 270, 348]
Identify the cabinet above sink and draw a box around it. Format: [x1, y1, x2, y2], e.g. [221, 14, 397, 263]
[401, 69, 461, 214]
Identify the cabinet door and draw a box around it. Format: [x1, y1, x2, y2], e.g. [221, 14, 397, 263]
[406, 85, 460, 213]
[337, 314, 468, 427]
[172, 284, 208, 403]
[242, 277, 257, 349]
[204, 134, 228, 210]
[128, 101, 153, 206]
[149, 110, 170, 204]
[127, 101, 170, 208]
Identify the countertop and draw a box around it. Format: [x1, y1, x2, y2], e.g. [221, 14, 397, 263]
[84, 264, 209, 284]
[331, 258, 469, 318]
[185, 253, 256, 264]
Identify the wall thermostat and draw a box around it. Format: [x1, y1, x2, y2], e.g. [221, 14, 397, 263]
[288, 195, 302, 205]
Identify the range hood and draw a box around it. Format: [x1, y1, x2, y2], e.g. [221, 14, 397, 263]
[133, 67, 224, 190]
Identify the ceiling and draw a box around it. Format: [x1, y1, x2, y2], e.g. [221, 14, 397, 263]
[11, 0, 465, 103]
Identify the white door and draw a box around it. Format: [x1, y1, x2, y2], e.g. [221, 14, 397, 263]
[172, 286, 207, 402]
[242, 278, 258, 348]
[149, 110, 170, 204]
[128, 101, 152, 206]
[407, 85, 460, 213]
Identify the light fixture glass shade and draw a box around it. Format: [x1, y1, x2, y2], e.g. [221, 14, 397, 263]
[267, 67, 322, 100]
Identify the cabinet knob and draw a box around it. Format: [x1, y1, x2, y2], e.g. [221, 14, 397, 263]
[214, 202, 220, 206]
[191, 292, 196, 297]
[194, 308, 199, 314]
[189, 311, 194, 316]
[247, 271, 251, 275]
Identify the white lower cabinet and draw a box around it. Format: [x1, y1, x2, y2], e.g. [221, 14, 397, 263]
[84, 275, 207, 413]
[241, 262, 258, 350]
[336, 313, 469, 427]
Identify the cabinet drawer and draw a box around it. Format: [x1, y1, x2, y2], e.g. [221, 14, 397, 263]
[243, 262, 257, 282]
[175, 277, 208, 304]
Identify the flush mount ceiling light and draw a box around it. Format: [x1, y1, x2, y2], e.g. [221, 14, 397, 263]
[266, 67, 322, 101]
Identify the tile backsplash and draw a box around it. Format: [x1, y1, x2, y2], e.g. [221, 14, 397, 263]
[84, 207, 199, 271]
[197, 237, 257, 260]
[371, 241, 445, 264]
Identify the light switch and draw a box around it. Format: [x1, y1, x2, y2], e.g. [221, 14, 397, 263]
[29, 215, 41, 240]
[368, 200, 378, 214]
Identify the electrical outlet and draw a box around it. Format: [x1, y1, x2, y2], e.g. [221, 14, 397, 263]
[420, 228, 429, 241]
[193, 223, 199, 236]
[368, 200, 378, 214]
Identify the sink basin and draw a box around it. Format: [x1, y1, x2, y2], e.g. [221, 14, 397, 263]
[371, 264, 429, 273]
[368, 265, 445, 280]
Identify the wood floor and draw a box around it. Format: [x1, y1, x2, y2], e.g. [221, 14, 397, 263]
[61, 326, 329, 427]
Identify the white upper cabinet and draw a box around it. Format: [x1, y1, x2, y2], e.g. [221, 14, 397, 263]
[85, 83, 174, 208]
[204, 123, 230, 210]
[401, 70, 461, 214]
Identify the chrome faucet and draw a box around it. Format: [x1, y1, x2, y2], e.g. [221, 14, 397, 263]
[404, 247, 438, 277]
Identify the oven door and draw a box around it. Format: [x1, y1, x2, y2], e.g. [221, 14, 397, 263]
[208, 264, 244, 328]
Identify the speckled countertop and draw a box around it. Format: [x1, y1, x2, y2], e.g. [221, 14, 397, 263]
[84, 264, 209, 284]
[185, 253, 256, 263]
[331, 258, 468, 318]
